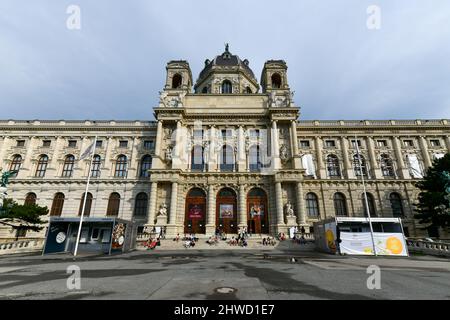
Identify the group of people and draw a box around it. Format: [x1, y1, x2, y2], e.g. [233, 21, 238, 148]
[206, 235, 219, 245]
[144, 236, 161, 250]
[183, 234, 197, 248]
[277, 232, 287, 241]
[227, 236, 248, 247]
[262, 236, 276, 246]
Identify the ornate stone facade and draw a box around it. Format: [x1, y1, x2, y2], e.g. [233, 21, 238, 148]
[1, 47, 449, 240]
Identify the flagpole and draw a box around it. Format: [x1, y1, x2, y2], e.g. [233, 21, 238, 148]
[74, 136, 97, 257]
[355, 134, 377, 256]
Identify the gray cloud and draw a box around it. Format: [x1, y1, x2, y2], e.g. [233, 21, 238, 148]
[0, 0, 449, 120]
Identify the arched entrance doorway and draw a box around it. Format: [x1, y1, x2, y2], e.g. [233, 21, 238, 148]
[185, 188, 206, 234]
[247, 188, 269, 234]
[216, 188, 237, 234]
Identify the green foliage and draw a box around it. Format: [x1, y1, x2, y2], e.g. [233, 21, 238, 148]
[0, 198, 48, 232]
[414, 153, 450, 230]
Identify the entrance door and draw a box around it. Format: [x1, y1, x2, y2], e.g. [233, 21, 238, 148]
[247, 188, 269, 234]
[216, 188, 237, 234]
[185, 188, 206, 234]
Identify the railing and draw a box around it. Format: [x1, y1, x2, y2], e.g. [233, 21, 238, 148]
[406, 239, 450, 257]
[0, 238, 45, 255]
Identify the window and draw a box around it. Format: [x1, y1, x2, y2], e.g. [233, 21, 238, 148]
[24, 193, 37, 206]
[271, 73, 282, 89]
[140, 155, 152, 177]
[95, 140, 103, 148]
[306, 193, 319, 217]
[249, 145, 261, 172]
[333, 193, 348, 216]
[78, 192, 93, 216]
[430, 139, 440, 147]
[245, 86, 252, 94]
[134, 193, 148, 217]
[9, 155, 22, 176]
[220, 145, 234, 172]
[250, 129, 260, 138]
[221, 80, 232, 94]
[390, 192, 404, 217]
[43, 140, 51, 147]
[91, 155, 101, 177]
[16, 140, 25, 147]
[35, 155, 48, 177]
[300, 140, 310, 148]
[106, 193, 120, 216]
[325, 140, 336, 148]
[191, 146, 204, 171]
[351, 139, 362, 148]
[221, 129, 232, 141]
[115, 155, 127, 177]
[380, 154, 395, 177]
[362, 192, 376, 217]
[68, 140, 77, 148]
[403, 140, 414, 147]
[353, 154, 368, 177]
[201, 87, 208, 94]
[62, 155, 75, 177]
[119, 140, 128, 148]
[172, 74, 182, 89]
[326, 154, 341, 177]
[377, 140, 387, 147]
[193, 129, 204, 141]
[50, 193, 65, 216]
[143, 140, 154, 149]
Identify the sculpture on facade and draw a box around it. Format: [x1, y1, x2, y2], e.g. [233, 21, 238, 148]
[0, 170, 17, 209]
[158, 203, 168, 216]
[285, 201, 295, 217]
[165, 146, 173, 162]
[280, 144, 289, 162]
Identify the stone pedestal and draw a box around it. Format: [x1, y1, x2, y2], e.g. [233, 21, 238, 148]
[286, 215, 298, 227]
[205, 225, 216, 236]
[164, 225, 178, 238]
[155, 215, 167, 227]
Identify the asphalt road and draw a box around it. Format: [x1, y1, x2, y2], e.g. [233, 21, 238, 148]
[0, 249, 449, 300]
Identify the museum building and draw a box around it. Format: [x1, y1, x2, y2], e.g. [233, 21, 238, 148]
[1, 46, 450, 241]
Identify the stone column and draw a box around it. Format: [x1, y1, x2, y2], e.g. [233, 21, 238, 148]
[296, 182, 307, 226]
[206, 184, 216, 235]
[445, 135, 450, 153]
[275, 182, 285, 226]
[290, 120, 302, 169]
[315, 136, 326, 179]
[103, 137, 114, 177]
[271, 121, 281, 170]
[366, 136, 381, 179]
[419, 136, 432, 169]
[153, 120, 164, 169]
[147, 182, 158, 226]
[169, 182, 178, 225]
[340, 136, 353, 179]
[0, 136, 10, 170]
[393, 136, 409, 179]
[128, 137, 139, 178]
[237, 126, 246, 171]
[172, 121, 182, 169]
[238, 184, 247, 230]
[208, 125, 217, 172]
[49, 136, 64, 177]
[21, 136, 35, 178]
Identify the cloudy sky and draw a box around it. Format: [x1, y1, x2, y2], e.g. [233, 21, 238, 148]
[0, 0, 449, 121]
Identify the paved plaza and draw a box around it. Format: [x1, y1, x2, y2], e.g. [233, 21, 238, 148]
[0, 245, 449, 300]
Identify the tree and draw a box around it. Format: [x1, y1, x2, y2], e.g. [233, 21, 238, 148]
[0, 198, 48, 240]
[414, 153, 450, 237]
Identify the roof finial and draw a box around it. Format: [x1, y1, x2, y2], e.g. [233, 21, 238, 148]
[225, 43, 229, 53]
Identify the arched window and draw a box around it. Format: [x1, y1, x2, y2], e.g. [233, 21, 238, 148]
[62, 155, 75, 177]
[353, 154, 368, 177]
[362, 192, 376, 217]
[326, 154, 341, 177]
[24, 193, 37, 206]
[78, 192, 93, 216]
[9, 155, 22, 176]
[35, 155, 48, 177]
[271, 73, 282, 89]
[172, 74, 182, 89]
[191, 146, 204, 171]
[390, 192, 404, 217]
[139, 155, 152, 178]
[91, 155, 101, 178]
[220, 145, 234, 172]
[333, 192, 348, 216]
[106, 193, 120, 216]
[50, 193, 65, 216]
[221, 80, 232, 94]
[306, 193, 319, 217]
[380, 154, 395, 177]
[249, 145, 261, 172]
[115, 155, 127, 177]
[134, 193, 148, 217]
